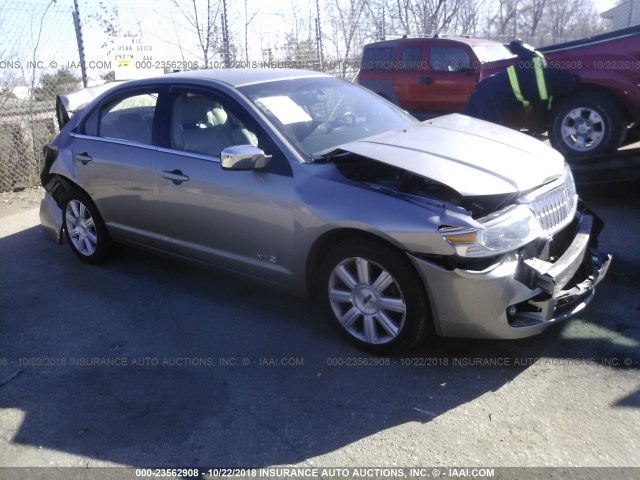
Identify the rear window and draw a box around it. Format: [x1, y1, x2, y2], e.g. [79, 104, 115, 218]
[361, 47, 395, 71]
[84, 92, 158, 144]
[472, 44, 514, 63]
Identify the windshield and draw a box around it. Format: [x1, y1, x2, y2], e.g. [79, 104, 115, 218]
[472, 44, 515, 63]
[239, 77, 417, 158]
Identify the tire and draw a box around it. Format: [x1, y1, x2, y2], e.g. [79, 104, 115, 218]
[549, 91, 626, 159]
[62, 189, 111, 264]
[319, 239, 431, 355]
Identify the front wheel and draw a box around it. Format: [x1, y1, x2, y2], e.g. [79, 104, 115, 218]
[319, 239, 431, 355]
[548, 91, 626, 159]
[62, 190, 111, 264]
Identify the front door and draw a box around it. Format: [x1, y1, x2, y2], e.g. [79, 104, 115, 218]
[156, 88, 296, 285]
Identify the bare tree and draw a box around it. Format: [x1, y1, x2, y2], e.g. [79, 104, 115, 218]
[493, 0, 519, 35]
[89, 1, 121, 55]
[0, 6, 19, 111]
[276, 1, 316, 64]
[454, 0, 486, 35]
[172, 0, 222, 68]
[394, 0, 414, 35]
[325, 0, 370, 76]
[243, 0, 260, 63]
[526, 0, 547, 36]
[20, 0, 57, 102]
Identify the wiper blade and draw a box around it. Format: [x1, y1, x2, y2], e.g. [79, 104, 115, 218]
[309, 147, 342, 163]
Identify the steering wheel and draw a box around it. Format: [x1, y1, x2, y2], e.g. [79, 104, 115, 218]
[332, 111, 356, 127]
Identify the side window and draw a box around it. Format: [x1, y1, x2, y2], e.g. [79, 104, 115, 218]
[170, 92, 260, 157]
[361, 47, 395, 71]
[429, 47, 472, 72]
[398, 47, 423, 70]
[99, 92, 158, 144]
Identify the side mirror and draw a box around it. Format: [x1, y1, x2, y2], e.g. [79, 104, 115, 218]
[220, 145, 272, 170]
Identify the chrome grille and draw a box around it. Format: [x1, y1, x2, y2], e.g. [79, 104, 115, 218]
[521, 168, 578, 236]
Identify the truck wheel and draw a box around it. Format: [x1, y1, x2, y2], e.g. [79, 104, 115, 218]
[319, 239, 431, 355]
[549, 91, 626, 159]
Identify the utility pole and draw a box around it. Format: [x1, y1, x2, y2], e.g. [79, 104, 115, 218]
[222, 0, 230, 68]
[315, 0, 324, 71]
[72, 0, 88, 87]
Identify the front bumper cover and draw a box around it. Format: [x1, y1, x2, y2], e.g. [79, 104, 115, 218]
[409, 210, 611, 339]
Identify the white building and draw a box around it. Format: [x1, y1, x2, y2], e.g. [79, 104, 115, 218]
[601, 0, 640, 29]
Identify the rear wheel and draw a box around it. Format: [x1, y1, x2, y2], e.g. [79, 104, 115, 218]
[62, 190, 111, 264]
[319, 239, 431, 354]
[549, 91, 626, 159]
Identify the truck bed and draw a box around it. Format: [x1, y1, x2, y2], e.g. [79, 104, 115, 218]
[539, 24, 640, 54]
[571, 146, 640, 184]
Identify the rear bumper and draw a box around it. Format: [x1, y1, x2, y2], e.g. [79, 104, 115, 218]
[409, 211, 611, 339]
[39, 191, 63, 244]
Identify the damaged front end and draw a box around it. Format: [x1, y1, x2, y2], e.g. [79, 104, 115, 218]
[412, 169, 610, 339]
[328, 150, 611, 339]
[509, 206, 611, 328]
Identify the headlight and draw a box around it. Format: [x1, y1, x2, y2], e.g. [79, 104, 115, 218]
[439, 204, 543, 258]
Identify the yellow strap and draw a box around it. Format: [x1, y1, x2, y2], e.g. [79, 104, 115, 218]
[507, 65, 530, 107]
[533, 57, 549, 101]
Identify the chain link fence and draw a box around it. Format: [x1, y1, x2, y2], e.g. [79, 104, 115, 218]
[0, 0, 84, 192]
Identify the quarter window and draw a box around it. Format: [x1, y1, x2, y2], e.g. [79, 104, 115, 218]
[399, 47, 424, 70]
[97, 92, 158, 144]
[361, 47, 395, 71]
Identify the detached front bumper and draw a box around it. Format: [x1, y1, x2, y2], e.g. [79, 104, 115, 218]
[409, 211, 611, 339]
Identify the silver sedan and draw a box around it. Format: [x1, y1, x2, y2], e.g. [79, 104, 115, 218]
[40, 69, 610, 354]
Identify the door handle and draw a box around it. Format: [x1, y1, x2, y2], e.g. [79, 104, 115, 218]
[162, 169, 190, 185]
[75, 153, 92, 165]
[419, 77, 433, 85]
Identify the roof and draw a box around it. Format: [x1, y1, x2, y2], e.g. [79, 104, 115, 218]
[57, 68, 334, 113]
[153, 68, 330, 87]
[601, 1, 631, 18]
[600, 0, 640, 28]
[362, 36, 503, 49]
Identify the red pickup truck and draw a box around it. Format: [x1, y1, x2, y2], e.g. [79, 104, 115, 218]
[356, 26, 640, 158]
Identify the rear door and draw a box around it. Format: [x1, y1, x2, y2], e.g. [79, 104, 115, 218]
[70, 87, 166, 247]
[357, 44, 400, 105]
[390, 42, 430, 112]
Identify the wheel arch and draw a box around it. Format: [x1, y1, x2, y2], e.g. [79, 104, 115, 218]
[45, 174, 108, 241]
[305, 228, 412, 299]
[46, 173, 90, 210]
[567, 84, 631, 122]
[548, 85, 629, 157]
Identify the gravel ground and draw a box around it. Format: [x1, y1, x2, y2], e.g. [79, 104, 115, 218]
[0, 187, 45, 218]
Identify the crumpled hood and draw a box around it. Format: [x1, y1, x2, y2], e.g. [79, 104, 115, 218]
[338, 114, 565, 196]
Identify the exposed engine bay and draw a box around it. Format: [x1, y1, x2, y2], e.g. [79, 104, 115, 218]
[331, 151, 519, 219]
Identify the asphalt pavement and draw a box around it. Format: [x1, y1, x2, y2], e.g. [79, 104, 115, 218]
[0, 181, 638, 471]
